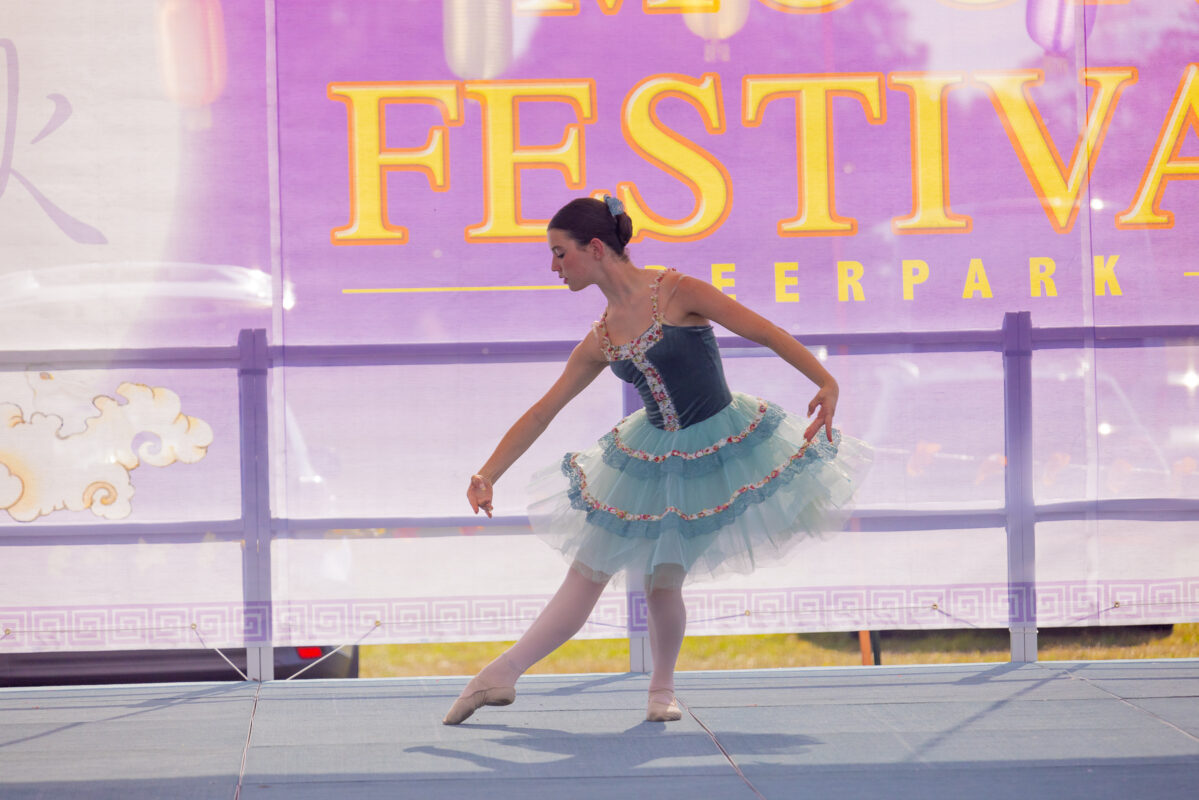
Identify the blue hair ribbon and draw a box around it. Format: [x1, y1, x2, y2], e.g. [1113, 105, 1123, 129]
[603, 194, 625, 218]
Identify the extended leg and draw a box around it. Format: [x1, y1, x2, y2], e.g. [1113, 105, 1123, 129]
[443, 562, 609, 724]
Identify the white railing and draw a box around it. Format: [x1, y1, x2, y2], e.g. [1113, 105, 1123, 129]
[2, 315, 1197, 678]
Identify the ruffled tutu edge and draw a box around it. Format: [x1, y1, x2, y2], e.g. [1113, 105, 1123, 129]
[526, 393, 872, 589]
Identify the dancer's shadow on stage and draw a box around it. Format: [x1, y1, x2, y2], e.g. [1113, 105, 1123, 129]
[408, 717, 820, 775]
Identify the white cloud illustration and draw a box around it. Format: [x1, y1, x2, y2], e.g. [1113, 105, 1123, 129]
[0, 382, 213, 522]
[0, 461, 22, 509]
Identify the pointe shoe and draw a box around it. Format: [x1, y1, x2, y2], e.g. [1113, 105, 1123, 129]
[646, 691, 682, 722]
[442, 686, 516, 725]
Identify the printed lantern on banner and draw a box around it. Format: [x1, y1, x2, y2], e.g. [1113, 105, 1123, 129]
[1026, 0, 1098, 57]
[683, 0, 751, 63]
[444, 0, 513, 80]
[156, 0, 228, 125]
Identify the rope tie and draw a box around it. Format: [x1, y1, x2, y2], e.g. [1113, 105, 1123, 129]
[191, 623, 249, 681]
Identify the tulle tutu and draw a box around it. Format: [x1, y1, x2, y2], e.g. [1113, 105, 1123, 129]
[527, 392, 872, 588]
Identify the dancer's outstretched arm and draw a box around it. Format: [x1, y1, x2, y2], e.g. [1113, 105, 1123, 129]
[468, 332, 607, 517]
[669, 275, 839, 443]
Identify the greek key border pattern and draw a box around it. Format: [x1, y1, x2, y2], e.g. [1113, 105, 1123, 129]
[0, 602, 271, 652]
[3, 579, 1197, 651]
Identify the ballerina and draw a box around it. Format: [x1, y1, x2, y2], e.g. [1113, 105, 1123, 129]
[444, 195, 870, 725]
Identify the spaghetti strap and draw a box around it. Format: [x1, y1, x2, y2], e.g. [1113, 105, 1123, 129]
[657, 269, 689, 325]
[649, 269, 667, 324]
[591, 319, 609, 350]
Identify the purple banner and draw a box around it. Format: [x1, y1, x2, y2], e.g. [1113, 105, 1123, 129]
[275, 0, 1199, 345]
[3, 1, 1196, 346]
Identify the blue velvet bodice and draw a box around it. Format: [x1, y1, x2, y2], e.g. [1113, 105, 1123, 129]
[595, 270, 733, 432]
[609, 324, 733, 430]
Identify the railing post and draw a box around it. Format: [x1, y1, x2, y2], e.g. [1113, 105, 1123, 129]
[1002, 312, 1037, 662]
[239, 329, 274, 680]
[622, 382, 652, 674]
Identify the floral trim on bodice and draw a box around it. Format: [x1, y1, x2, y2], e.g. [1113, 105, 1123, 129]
[594, 270, 681, 432]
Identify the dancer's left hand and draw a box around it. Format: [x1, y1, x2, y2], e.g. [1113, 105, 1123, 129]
[805, 380, 838, 442]
[468, 474, 494, 518]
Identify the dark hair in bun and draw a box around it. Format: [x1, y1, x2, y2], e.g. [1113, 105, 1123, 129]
[548, 197, 633, 260]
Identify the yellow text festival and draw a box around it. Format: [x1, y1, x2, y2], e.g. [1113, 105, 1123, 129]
[328, 65, 1198, 245]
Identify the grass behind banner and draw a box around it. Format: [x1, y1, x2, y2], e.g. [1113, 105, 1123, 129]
[361, 624, 1199, 677]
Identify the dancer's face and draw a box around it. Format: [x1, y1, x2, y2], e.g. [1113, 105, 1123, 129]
[548, 228, 593, 291]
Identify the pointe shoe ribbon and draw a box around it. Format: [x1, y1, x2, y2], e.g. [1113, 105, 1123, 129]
[442, 686, 516, 725]
[646, 691, 683, 722]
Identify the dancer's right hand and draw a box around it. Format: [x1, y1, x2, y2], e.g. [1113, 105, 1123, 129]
[468, 474, 494, 518]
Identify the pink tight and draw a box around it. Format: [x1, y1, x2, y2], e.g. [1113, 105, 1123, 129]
[646, 581, 687, 700]
[461, 562, 688, 701]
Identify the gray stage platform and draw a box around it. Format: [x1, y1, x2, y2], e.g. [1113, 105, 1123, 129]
[3, 660, 1198, 799]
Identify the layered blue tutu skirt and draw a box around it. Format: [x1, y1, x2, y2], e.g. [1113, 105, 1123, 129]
[527, 392, 872, 588]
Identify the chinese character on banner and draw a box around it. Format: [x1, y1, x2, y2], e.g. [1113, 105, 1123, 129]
[0, 40, 105, 244]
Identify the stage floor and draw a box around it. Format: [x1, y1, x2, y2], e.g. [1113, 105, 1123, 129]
[2, 660, 1198, 799]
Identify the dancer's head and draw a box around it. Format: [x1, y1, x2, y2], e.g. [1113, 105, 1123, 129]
[548, 196, 633, 262]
